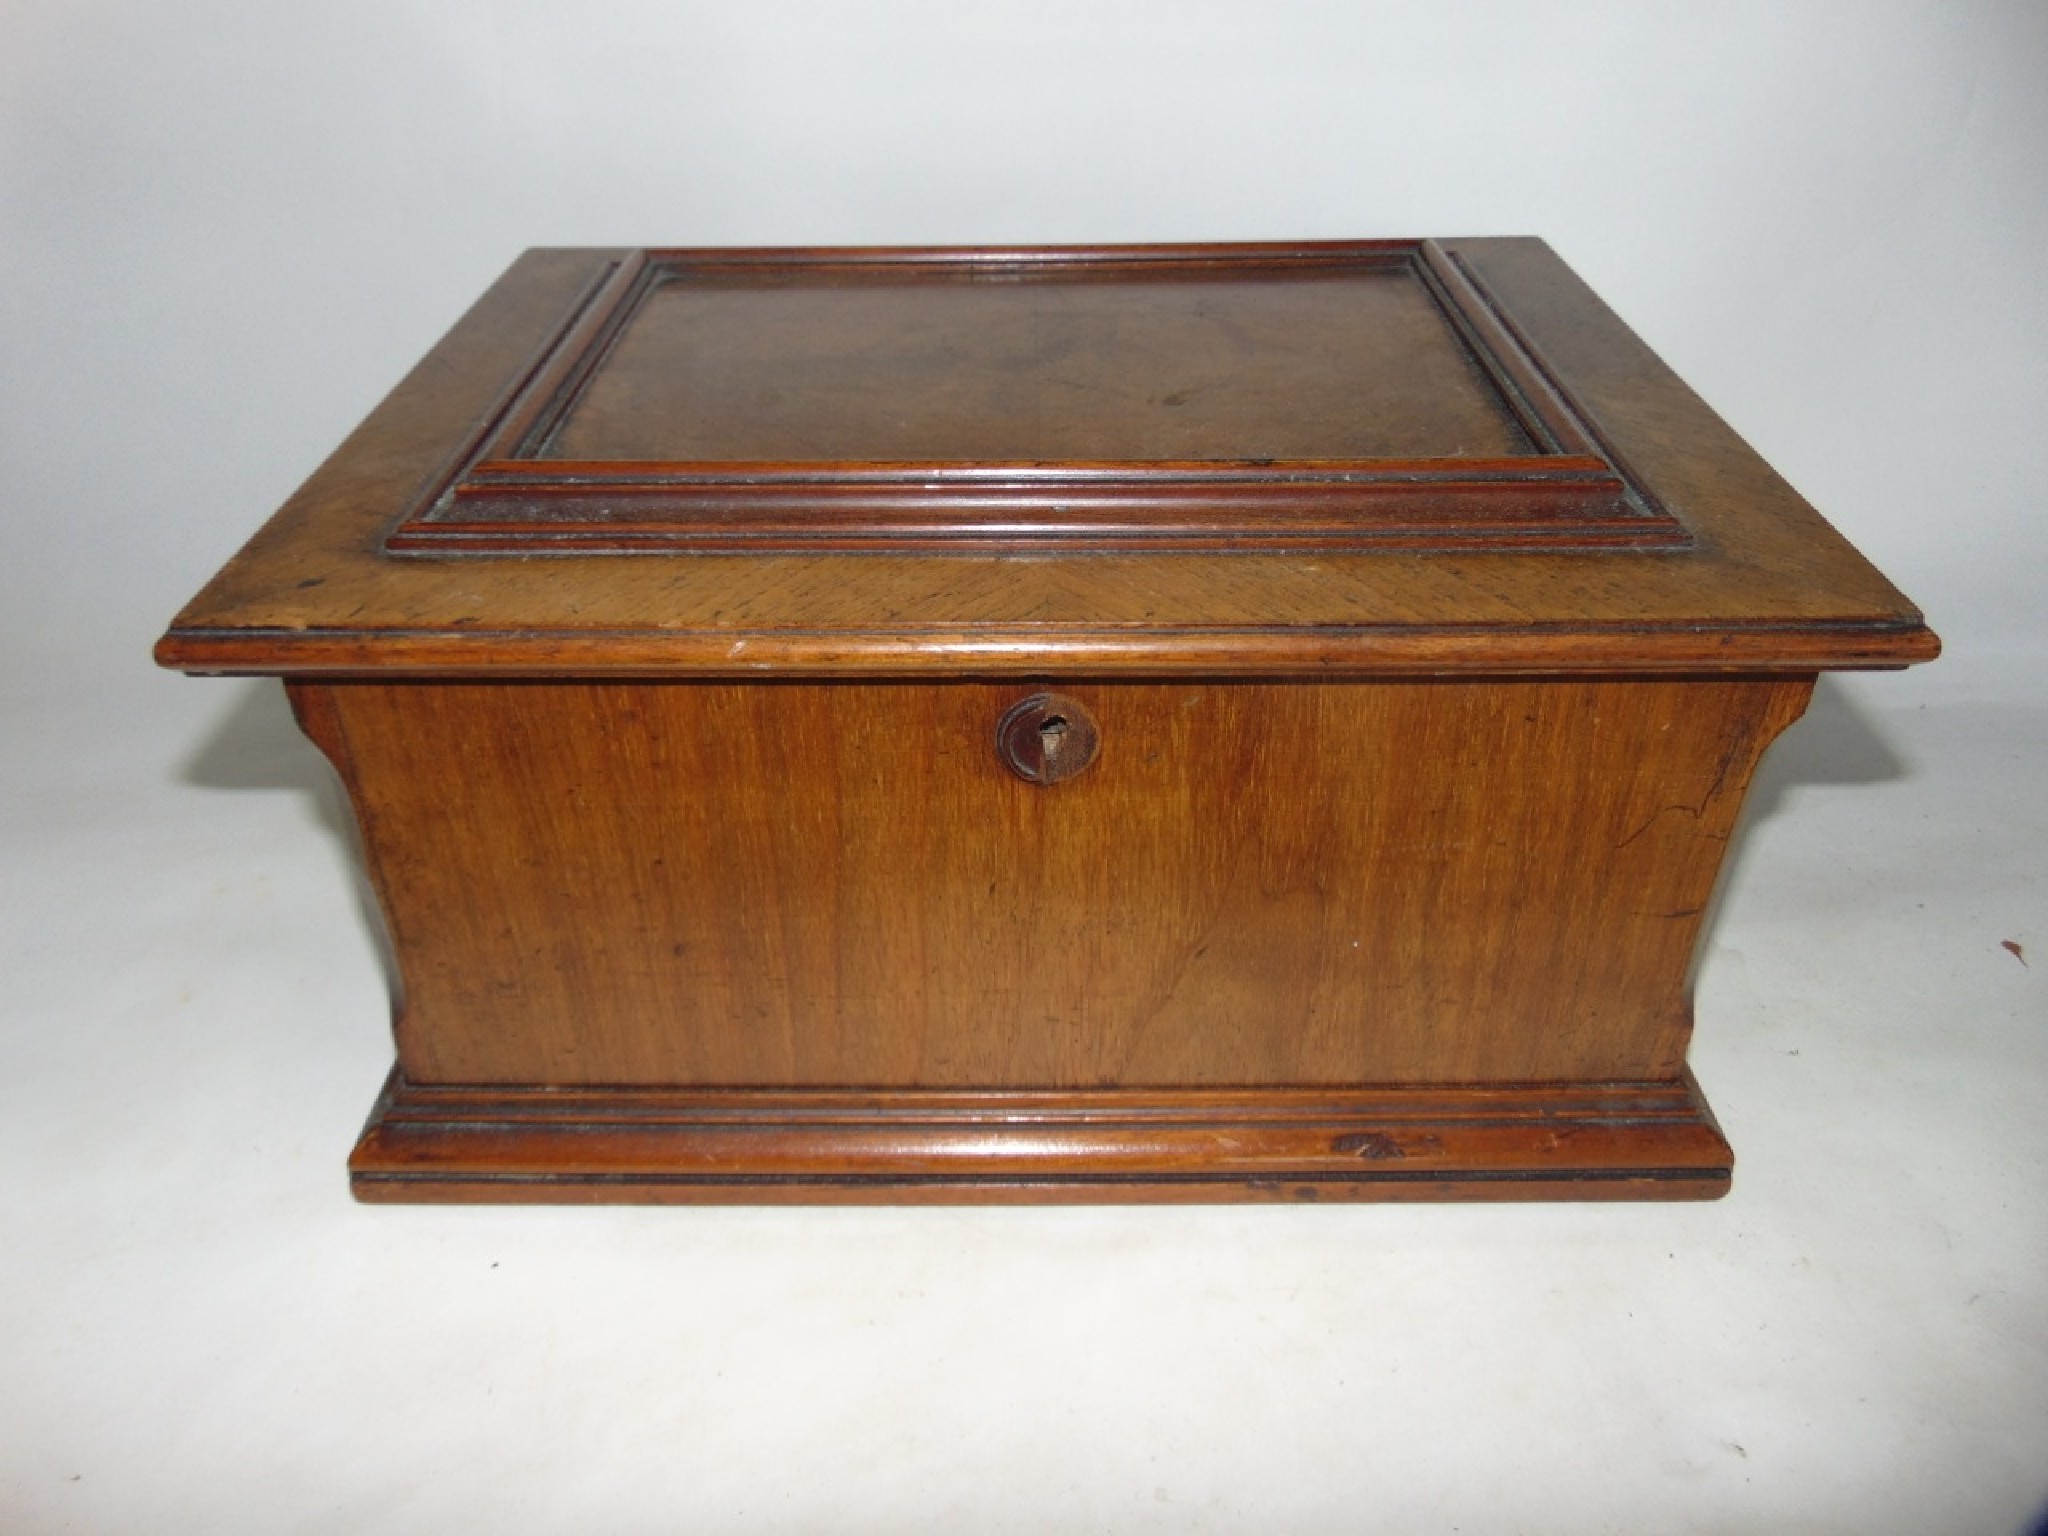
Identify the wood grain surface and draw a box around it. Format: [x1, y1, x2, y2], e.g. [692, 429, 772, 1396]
[374, 242, 1681, 554]
[158, 239, 1938, 676]
[294, 674, 1811, 1092]
[347, 1074, 1739, 1204]
[161, 240, 1935, 1202]
[545, 250, 1533, 463]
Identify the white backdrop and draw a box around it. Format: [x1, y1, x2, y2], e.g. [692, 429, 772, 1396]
[4, 5, 2045, 1533]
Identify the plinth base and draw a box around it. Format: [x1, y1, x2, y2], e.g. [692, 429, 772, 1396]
[349, 1072, 1734, 1204]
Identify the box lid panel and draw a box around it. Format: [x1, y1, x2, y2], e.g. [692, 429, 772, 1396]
[544, 254, 1535, 463]
[382, 243, 1684, 556]
[156, 239, 1939, 677]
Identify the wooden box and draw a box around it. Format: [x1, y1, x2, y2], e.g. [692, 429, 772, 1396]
[157, 240, 1937, 1203]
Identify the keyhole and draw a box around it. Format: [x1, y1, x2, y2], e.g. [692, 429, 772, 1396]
[996, 694, 1099, 785]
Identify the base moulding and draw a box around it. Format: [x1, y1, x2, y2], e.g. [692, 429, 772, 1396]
[349, 1071, 1735, 1204]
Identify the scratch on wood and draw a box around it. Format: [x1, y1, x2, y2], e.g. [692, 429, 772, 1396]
[1334, 1131, 1406, 1160]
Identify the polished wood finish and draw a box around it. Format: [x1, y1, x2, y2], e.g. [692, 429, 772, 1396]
[377, 242, 1686, 555]
[157, 239, 1935, 677]
[297, 671, 1806, 1202]
[349, 1077, 1738, 1204]
[161, 240, 1938, 1202]
[290, 675, 1808, 1090]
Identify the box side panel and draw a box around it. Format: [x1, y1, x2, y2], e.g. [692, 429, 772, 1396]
[314, 676, 1806, 1089]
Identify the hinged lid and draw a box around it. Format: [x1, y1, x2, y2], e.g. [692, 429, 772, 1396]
[157, 239, 1938, 676]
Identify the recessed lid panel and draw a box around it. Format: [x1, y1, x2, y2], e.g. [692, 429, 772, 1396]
[542, 266, 1534, 462]
[386, 242, 1685, 554]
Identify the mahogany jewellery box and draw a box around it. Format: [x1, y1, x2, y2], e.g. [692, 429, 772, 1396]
[157, 239, 1938, 1203]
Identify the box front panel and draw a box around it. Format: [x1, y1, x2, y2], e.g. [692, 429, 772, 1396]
[312, 676, 1807, 1089]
